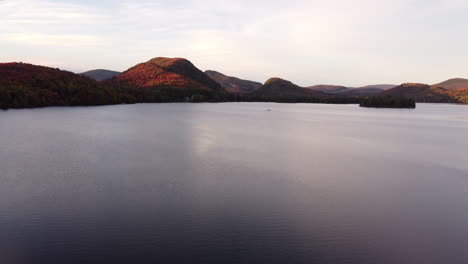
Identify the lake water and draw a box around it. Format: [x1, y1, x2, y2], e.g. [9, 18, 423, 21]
[0, 103, 467, 264]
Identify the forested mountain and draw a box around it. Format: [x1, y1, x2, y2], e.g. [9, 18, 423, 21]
[380, 83, 455, 103]
[357, 84, 397, 90]
[306, 84, 398, 96]
[109, 57, 225, 102]
[1, 59, 468, 109]
[338, 87, 383, 96]
[0, 63, 120, 109]
[306, 85, 350, 94]
[115, 57, 221, 91]
[255, 78, 324, 97]
[205, 70, 262, 93]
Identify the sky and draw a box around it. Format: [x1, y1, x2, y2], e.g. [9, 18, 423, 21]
[1, 0, 467, 86]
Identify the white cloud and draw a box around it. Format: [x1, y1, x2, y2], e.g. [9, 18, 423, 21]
[0, 33, 104, 46]
[0, 0, 107, 25]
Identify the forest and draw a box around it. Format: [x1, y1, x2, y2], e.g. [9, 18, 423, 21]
[0, 62, 419, 109]
[360, 95, 416, 108]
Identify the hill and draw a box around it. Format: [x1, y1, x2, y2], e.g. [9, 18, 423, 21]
[116, 57, 221, 91]
[358, 84, 397, 90]
[0, 62, 119, 109]
[113, 57, 224, 102]
[307, 84, 396, 96]
[81, 69, 121, 81]
[336, 84, 396, 96]
[434, 78, 468, 90]
[306, 85, 350, 94]
[255, 78, 324, 97]
[205, 70, 262, 93]
[380, 83, 454, 103]
[339, 87, 383, 96]
[2, 60, 467, 108]
[242, 78, 362, 104]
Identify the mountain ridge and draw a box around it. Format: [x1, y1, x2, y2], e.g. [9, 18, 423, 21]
[81, 69, 121, 81]
[205, 70, 262, 93]
[1, 59, 468, 108]
[380, 83, 454, 103]
[306, 85, 350, 94]
[255, 78, 325, 97]
[434, 78, 468, 90]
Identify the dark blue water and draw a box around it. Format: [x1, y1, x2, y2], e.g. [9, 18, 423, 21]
[0, 103, 467, 264]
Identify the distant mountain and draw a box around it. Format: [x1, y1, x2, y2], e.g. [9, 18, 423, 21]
[434, 78, 468, 90]
[2, 59, 467, 108]
[205, 70, 262, 93]
[380, 83, 454, 103]
[255, 78, 324, 97]
[339, 87, 384, 96]
[336, 84, 396, 96]
[307, 84, 397, 96]
[116, 57, 222, 92]
[306, 85, 350, 94]
[81, 69, 121, 81]
[0, 63, 119, 109]
[357, 84, 397, 90]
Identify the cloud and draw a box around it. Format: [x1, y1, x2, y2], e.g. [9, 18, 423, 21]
[0, 0, 107, 25]
[0, 33, 104, 46]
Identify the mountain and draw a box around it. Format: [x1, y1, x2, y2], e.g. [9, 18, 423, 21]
[336, 84, 397, 96]
[306, 85, 350, 94]
[339, 87, 384, 96]
[380, 83, 468, 104]
[205, 70, 262, 93]
[116, 57, 222, 92]
[249, 78, 364, 103]
[81, 69, 121, 81]
[255, 78, 324, 97]
[2, 60, 467, 108]
[357, 84, 397, 90]
[0, 62, 120, 109]
[434, 78, 468, 90]
[306, 84, 397, 96]
[380, 83, 453, 103]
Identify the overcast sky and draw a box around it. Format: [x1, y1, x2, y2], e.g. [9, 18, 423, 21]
[1, 0, 467, 86]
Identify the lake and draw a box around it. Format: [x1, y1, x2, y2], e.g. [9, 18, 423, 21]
[0, 103, 467, 264]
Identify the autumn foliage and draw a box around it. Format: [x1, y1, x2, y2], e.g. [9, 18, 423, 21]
[1, 58, 468, 109]
[0, 63, 121, 109]
[0, 58, 226, 109]
[447, 89, 468, 104]
[115, 57, 222, 91]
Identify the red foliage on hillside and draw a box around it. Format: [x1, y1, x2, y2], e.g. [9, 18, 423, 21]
[0, 62, 120, 108]
[115, 57, 222, 91]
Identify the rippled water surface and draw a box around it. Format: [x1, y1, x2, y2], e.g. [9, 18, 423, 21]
[1, 103, 467, 264]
